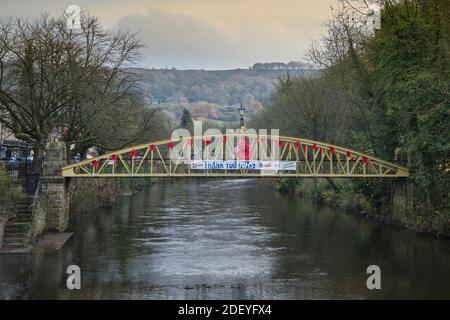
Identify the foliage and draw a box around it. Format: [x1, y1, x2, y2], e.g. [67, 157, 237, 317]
[253, 0, 450, 234]
[0, 13, 142, 147]
[164, 100, 262, 127]
[0, 11, 172, 160]
[364, 1, 450, 218]
[0, 164, 19, 218]
[180, 108, 194, 133]
[249, 75, 356, 145]
[69, 178, 121, 214]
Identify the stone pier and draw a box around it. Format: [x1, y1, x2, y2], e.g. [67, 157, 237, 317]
[41, 176, 70, 232]
[31, 139, 70, 235]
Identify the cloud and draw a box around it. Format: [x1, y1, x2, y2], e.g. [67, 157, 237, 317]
[117, 9, 321, 70]
[0, 0, 335, 69]
[117, 10, 235, 69]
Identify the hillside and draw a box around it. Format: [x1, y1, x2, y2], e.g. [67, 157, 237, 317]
[132, 67, 316, 126]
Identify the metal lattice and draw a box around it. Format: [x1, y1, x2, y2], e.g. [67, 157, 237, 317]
[62, 134, 409, 178]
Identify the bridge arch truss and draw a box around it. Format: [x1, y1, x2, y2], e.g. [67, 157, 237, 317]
[61, 134, 409, 178]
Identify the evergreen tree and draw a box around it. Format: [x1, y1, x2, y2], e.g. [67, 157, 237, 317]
[180, 108, 194, 132]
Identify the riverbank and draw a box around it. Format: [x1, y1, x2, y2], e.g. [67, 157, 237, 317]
[69, 178, 121, 214]
[275, 178, 450, 238]
[69, 177, 159, 214]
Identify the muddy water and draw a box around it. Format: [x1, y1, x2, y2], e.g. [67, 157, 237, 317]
[1, 179, 449, 299]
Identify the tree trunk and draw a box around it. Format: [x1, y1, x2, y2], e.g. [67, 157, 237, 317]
[32, 144, 45, 174]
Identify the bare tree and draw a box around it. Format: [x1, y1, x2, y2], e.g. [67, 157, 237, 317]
[0, 11, 144, 165]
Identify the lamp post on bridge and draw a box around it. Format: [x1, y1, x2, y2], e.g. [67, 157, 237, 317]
[238, 104, 246, 132]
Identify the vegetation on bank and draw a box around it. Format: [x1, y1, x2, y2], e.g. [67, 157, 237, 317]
[69, 177, 155, 214]
[0, 163, 19, 219]
[69, 178, 122, 214]
[277, 178, 377, 216]
[251, 0, 450, 236]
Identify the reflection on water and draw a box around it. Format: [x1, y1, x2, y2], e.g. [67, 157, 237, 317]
[1, 179, 450, 299]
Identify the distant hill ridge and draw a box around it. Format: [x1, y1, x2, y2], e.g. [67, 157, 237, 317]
[131, 67, 316, 106]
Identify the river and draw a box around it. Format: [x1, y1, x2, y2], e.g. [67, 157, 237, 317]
[1, 179, 449, 299]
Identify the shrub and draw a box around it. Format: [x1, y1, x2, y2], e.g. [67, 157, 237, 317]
[0, 164, 19, 218]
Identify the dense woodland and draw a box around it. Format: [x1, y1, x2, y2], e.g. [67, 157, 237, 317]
[250, 0, 450, 235]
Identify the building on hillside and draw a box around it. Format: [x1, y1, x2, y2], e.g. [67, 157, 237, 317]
[0, 123, 32, 159]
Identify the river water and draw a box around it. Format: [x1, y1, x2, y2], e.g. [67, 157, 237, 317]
[1, 179, 449, 299]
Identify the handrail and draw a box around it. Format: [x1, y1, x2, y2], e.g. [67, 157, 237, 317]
[30, 179, 42, 212]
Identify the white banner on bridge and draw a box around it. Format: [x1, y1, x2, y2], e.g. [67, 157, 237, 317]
[190, 160, 297, 171]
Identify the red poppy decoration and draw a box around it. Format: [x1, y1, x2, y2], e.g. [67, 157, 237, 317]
[237, 140, 252, 160]
[346, 151, 352, 158]
[278, 140, 283, 147]
[130, 150, 138, 158]
[167, 141, 174, 149]
[361, 156, 369, 165]
[320, 147, 323, 154]
[110, 154, 118, 161]
[303, 145, 308, 152]
[149, 145, 155, 152]
[203, 139, 211, 146]
[312, 143, 318, 151]
[328, 146, 335, 154]
[294, 141, 301, 149]
[286, 142, 291, 148]
[223, 136, 227, 143]
[91, 159, 99, 168]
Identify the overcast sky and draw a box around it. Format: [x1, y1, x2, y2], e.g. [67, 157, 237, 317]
[0, 0, 336, 70]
